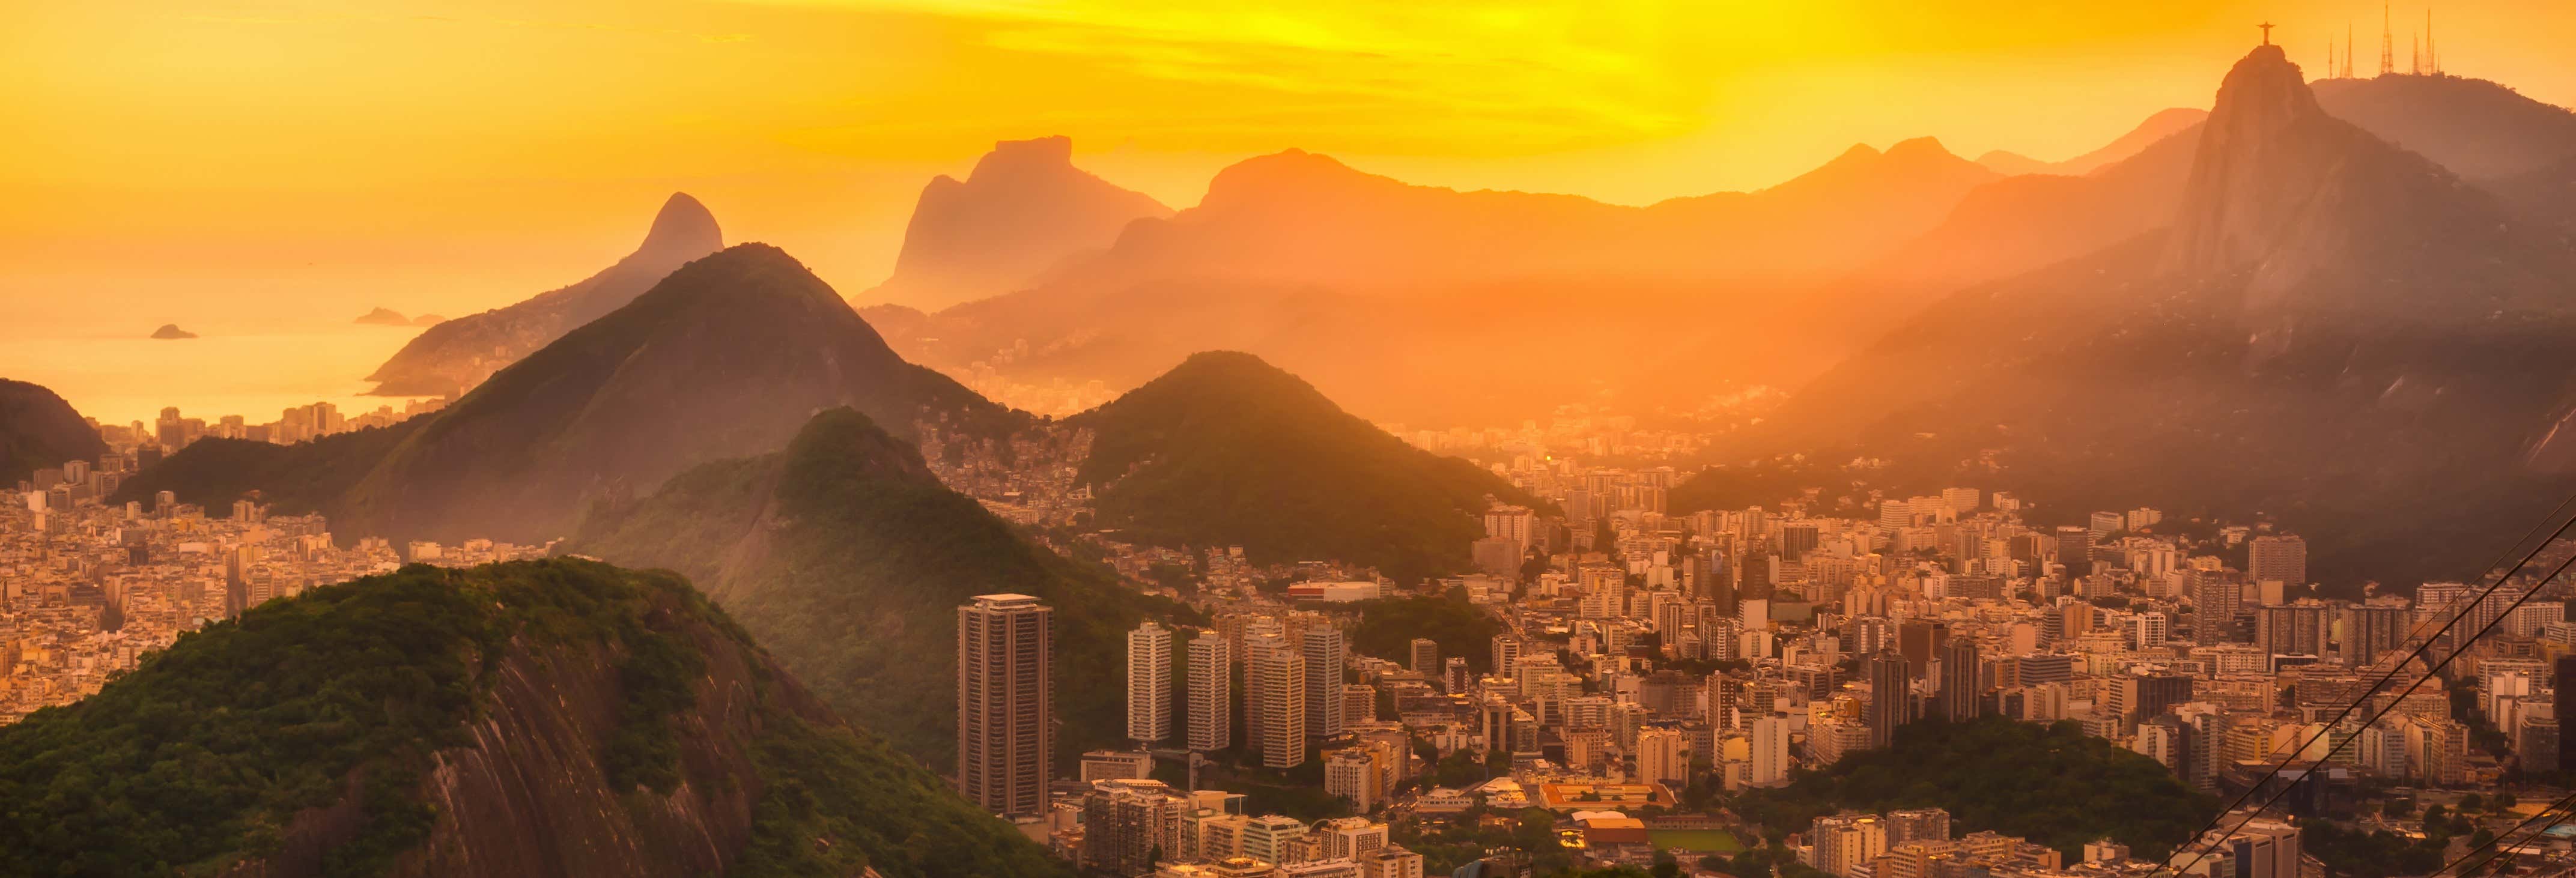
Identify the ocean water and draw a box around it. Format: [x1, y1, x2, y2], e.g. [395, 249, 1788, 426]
[1, 327, 443, 428]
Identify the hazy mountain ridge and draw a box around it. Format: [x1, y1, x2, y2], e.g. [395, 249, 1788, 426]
[1065, 351, 1536, 583]
[864, 136, 1171, 311]
[1736, 45, 2576, 588]
[1975, 107, 2208, 177]
[571, 407, 1181, 769]
[0, 559, 1069, 878]
[0, 379, 109, 483]
[867, 139, 2001, 422]
[974, 136, 1999, 292]
[1788, 68, 2576, 384]
[365, 193, 724, 397]
[2312, 73, 2576, 181]
[120, 244, 1016, 546]
[867, 76, 2567, 422]
[343, 243, 1016, 545]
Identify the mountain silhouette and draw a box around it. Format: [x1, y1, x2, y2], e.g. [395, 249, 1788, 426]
[2314, 74, 2576, 182]
[864, 136, 1171, 311]
[2312, 73, 2576, 237]
[365, 193, 723, 396]
[1835, 116, 2204, 324]
[1057, 138, 1995, 290]
[121, 244, 1013, 545]
[1742, 43, 2576, 589]
[1065, 350, 1536, 583]
[0, 380, 108, 483]
[353, 306, 413, 326]
[1976, 107, 2208, 176]
[1814, 68, 2576, 362]
[2164, 45, 2568, 321]
[869, 139, 1997, 422]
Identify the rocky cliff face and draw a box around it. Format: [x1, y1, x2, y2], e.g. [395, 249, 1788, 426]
[365, 193, 723, 397]
[2161, 46, 2562, 323]
[0, 560, 1071, 878]
[226, 598, 811, 878]
[1743, 43, 2576, 589]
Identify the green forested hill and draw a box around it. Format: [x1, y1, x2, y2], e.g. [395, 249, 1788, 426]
[1735, 717, 2216, 859]
[1070, 350, 1534, 584]
[0, 378, 109, 484]
[575, 407, 1186, 769]
[0, 559, 1069, 878]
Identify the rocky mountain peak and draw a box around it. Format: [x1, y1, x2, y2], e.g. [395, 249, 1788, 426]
[637, 192, 723, 256]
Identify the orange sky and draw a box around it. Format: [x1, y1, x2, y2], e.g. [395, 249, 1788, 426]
[5, 0, 2573, 335]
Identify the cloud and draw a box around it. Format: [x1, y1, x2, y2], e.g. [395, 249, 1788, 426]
[175, 10, 753, 45]
[742, 0, 1727, 148]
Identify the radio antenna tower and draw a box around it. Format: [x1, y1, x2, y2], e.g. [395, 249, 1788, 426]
[2379, 2, 2395, 76]
[2344, 23, 2356, 77]
[2426, 8, 2440, 74]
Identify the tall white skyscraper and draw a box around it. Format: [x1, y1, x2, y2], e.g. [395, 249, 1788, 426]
[1637, 727, 1687, 785]
[1302, 625, 1347, 739]
[1248, 636, 1307, 769]
[1750, 714, 1791, 787]
[1188, 631, 1232, 752]
[1128, 621, 1173, 744]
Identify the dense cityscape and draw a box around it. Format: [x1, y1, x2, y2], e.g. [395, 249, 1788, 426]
[919, 413, 2575, 878]
[1, 417, 539, 724]
[15, 397, 2570, 878]
[11, 8, 2576, 877]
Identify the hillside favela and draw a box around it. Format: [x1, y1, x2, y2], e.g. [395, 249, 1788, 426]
[11, 3, 2576, 877]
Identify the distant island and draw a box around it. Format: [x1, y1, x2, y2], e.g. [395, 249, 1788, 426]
[148, 324, 196, 339]
[354, 307, 447, 327]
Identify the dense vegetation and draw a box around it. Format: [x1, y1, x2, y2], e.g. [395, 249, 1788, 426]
[0, 559, 1069, 878]
[2298, 818, 2446, 878]
[1347, 588, 1505, 674]
[0, 563, 508, 875]
[0, 563, 690, 873]
[735, 712, 1072, 878]
[1069, 350, 1536, 584]
[1394, 806, 1576, 875]
[577, 407, 1188, 769]
[0, 378, 110, 483]
[1735, 717, 2216, 859]
[1666, 455, 1858, 518]
[107, 421, 420, 517]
